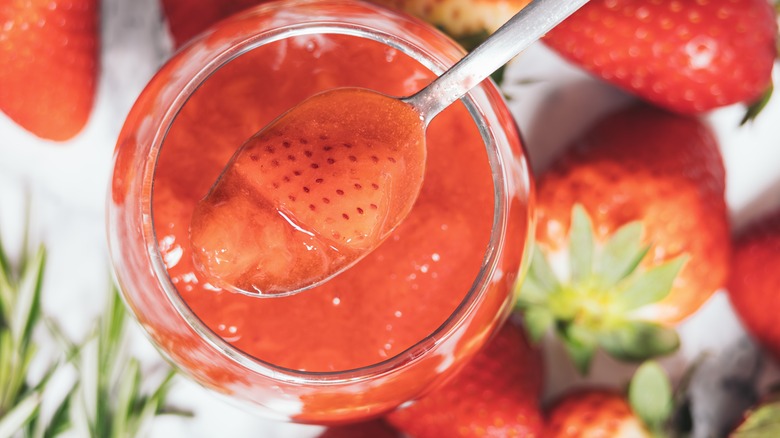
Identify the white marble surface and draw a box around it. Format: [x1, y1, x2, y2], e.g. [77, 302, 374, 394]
[0, 0, 778, 436]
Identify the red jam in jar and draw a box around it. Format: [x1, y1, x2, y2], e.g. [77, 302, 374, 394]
[109, 0, 532, 423]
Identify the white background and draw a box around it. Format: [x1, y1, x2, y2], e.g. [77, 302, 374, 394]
[0, 0, 779, 436]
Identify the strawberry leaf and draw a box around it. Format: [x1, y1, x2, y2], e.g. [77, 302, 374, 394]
[529, 245, 560, 293]
[617, 256, 687, 311]
[569, 205, 594, 285]
[523, 307, 554, 343]
[560, 324, 598, 375]
[628, 361, 673, 431]
[598, 320, 679, 362]
[596, 221, 649, 287]
[516, 274, 549, 307]
[517, 246, 560, 307]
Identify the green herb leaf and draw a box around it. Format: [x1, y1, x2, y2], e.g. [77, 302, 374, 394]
[628, 361, 673, 430]
[61, 286, 190, 438]
[0, 232, 10, 286]
[134, 371, 183, 437]
[113, 359, 141, 438]
[16, 247, 45, 352]
[617, 256, 687, 311]
[569, 205, 594, 285]
[0, 240, 13, 329]
[0, 330, 13, 408]
[599, 321, 680, 362]
[0, 228, 52, 433]
[41, 386, 75, 438]
[0, 390, 42, 438]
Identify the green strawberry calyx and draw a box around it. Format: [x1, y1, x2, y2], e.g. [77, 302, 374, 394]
[516, 204, 684, 374]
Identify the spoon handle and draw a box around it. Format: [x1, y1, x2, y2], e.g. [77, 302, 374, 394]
[405, 0, 589, 122]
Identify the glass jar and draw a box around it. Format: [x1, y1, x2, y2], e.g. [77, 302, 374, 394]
[108, 0, 533, 423]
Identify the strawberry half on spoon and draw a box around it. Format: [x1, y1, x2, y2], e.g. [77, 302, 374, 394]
[190, 88, 426, 296]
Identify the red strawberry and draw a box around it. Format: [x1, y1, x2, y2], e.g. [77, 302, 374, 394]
[547, 390, 651, 438]
[0, 0, 98, 141]
[517, 105, 730, 373]
[160, 0, 264, 48]
[371, 0, 531, 39]
[386, 321, 545, 438]
[189, 88, 425, 295]
[544, 0, 777, 116]
[317, 420, 401, 438]
[728, 208, 780, 363]
[546, 362, 674, 437]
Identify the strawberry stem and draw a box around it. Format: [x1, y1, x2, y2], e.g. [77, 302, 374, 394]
[740, 83, 774, 126]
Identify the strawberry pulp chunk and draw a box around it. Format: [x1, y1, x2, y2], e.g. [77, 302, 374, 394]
[190, 88, 426, 295]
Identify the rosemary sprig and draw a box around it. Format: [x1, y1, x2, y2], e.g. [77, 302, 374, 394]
[0, 207, 188, 437]
[64, 286, 190, 438]
[0, 215, 72, 438]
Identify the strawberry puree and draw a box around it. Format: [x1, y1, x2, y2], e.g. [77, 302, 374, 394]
[152, 34, 495, 372]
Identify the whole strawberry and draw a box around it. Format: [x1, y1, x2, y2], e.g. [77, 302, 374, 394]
[371, 0, 531, 40]
[544, 0, 777, 116]
[548, 391, 650, 437]
[161, 0, 532, 49]
[160, 0, 263, 48]
[386, 321, 544, 437]
[317, 420, 401, 438]
[728, 209, 780, 363]
[0, 0, 99, 141]
[547, 362, 673, 437]
[517, 105, 730, 373]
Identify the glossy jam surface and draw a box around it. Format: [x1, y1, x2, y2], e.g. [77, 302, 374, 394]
[190, 88, 426, 296]
[153, 34, 495, 372]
